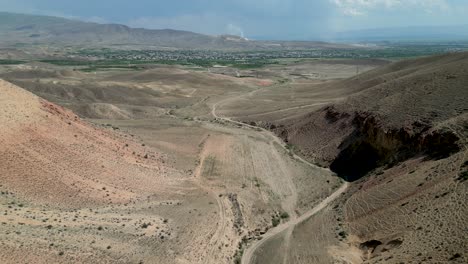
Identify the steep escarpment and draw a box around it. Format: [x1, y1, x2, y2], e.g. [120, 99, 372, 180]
[276, 52, 468, 181]
[272, 52, 468, 263]
[329, 110, 462, 181]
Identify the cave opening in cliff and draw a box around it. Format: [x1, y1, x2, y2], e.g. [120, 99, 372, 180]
[330, 141, 381, 182]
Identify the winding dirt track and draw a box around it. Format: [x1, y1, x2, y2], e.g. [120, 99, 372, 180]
[211, 87, 331, 170]
[210, 88, 349, 264]
[242, 101, 330, 118]
[241, 183, 348, 264]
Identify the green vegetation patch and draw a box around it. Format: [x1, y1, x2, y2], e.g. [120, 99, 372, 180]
[0, 59, 26, 65]
[280, 212, 290, 219]
[272, 216, 280, 227]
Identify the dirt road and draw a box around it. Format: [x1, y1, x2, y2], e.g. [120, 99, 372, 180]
[211, 88, 331, 171]
[211, 89, 348, 264]
[240, 182, 348, 264]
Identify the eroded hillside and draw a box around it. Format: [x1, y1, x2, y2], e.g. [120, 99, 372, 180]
[1, 51, 466, 263]
[0, 73, 341, 264]
[276, 52, 468, 179]
[270, 53, 468, 263]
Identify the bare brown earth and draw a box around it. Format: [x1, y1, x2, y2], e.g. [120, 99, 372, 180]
[229, 53, 468, 263]
[0, 79, 182, 206]
[0, 58, 367, 263]
[0, 80, 216, 263]
[275, 52, 468, 175]
[2, 52, 465, 264]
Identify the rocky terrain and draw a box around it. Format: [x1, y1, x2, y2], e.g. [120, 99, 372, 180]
[0, 61, 341, 263]
[268, 52, 468, 263]
[0, 49, 466, 264]
[275, 53, 468, 177]
[0, 79, 203, 263]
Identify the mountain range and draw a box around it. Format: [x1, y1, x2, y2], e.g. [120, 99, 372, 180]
[0, 12, 349, 50]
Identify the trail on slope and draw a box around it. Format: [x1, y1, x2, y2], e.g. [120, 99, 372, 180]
[212, 91, 300, 216]
[241, 183, 348, 264]
[191, 136, 231, 264]
[210, 84, 349, 264]
[242, 101, 330, 118]
[211, 86, 331, 170]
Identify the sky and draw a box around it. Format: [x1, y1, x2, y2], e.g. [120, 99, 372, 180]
[0, 0, 467, 40]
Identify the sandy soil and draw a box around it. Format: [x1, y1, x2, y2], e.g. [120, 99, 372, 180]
[0, 72, 341, 264]
[0, 56, 426, 264]
[242, 53, 468, 263]
[242, 183, 348, 264]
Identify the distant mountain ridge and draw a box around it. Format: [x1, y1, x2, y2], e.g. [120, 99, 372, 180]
[0, 12, 349, 50]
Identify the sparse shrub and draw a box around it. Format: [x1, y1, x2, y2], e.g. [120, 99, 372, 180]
[233, 246, 245, 264]
[338, 231, 348, 238]
[280, 212, 289, 219]
[253, 178, 261, 188]
[272, 217, 280, 227]
[449, 253, 461, 260]
[457, 171, 468, 181]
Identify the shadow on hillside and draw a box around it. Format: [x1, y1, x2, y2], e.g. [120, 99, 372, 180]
[329, 128, 461, 182]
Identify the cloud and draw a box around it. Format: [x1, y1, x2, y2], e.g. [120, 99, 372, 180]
[343, 8, 364, 16]
[1, 0, 466, 40]
[331, 0, 450, 16]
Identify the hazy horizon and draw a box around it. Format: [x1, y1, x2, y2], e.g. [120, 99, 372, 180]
[1, 0, 468, 40]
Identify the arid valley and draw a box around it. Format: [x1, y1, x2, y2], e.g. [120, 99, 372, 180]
[0, 9, 467, 264]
